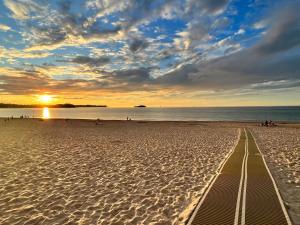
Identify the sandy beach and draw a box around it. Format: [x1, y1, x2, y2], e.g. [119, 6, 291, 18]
[0, 119, 299, 224]
[0, 119, 238, 225]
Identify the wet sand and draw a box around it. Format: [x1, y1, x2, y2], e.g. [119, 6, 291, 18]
[0, 119, 298, 224]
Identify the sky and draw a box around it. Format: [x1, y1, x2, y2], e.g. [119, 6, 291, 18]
[0, 0, 299, 107]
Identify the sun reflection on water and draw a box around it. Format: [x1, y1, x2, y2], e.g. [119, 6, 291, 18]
[42, 107, 51, 119]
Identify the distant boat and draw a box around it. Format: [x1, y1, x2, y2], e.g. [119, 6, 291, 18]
[134, 105, 147, 108]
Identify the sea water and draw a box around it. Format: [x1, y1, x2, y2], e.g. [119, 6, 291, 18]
[0, 106, 299, 122]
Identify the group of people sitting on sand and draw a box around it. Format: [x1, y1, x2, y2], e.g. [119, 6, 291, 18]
[95, 118, 102, 125]
[4, 115, 31, 122]
[261, 120, 276, 127]
[19, 115, 30, 119]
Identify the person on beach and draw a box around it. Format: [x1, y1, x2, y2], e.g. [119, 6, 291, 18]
[261, 120, 276, 127]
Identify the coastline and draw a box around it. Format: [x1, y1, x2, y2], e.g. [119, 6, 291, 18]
[1, 117, 300, 123]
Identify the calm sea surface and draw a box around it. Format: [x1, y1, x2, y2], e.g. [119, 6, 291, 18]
[0, 107, 299, 122]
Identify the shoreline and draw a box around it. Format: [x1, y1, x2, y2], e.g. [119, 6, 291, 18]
[1, 117, 300, 124]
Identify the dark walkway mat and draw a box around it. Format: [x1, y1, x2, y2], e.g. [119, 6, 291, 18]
[187, 129, 292, 225]
[188, 130, 246, 225]
[245, 130, 291, 225]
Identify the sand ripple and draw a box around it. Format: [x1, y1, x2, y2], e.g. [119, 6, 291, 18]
[0, 120, 238, 225]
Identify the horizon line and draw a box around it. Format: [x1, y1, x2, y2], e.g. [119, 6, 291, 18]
[0, 103, 300, 108]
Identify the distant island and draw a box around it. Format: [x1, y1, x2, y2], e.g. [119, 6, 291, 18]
[134, 105, 147, 108]
[0, 103, 107, 108]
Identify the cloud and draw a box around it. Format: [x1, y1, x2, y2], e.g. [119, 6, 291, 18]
[59, 56, 111, 67]
[156, 43, 300, 92]
[235, 28, 245, 35]
[0, 24, 11, 31]
[250, 80, 300, 90]
[256, 3, 300, 55]
[0, 47, 52, 59]
[161, 2, 300, 92]
[1, 0, 299, 101]
[156, 64, 198, 86]
[7, 0, 122, 50]
[4, 0, 230, 52]
[199, 0, 229, 14]
[212, 17, 230, 29]
[129, 38, 149, 52]
[0, 67, 50, 94]
[186, 0, 229, 15]
[86, 0, 181, 32]
[155, 4, 300, 92]
[4, 0, 179, 51]
[253, 20, 268, 30]
[0, 65, 154, 95]
[4, 0, 42, 20]
[180, 21, 211, 46]
[110, 68, 152, 84]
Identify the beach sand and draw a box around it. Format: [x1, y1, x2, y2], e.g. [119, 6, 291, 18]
[0, 119, 299, 224]
[0, 119, 238, 225]
[251, 126, 300, 225]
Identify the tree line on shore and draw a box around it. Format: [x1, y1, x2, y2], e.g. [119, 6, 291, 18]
[0, 103, 107, 108]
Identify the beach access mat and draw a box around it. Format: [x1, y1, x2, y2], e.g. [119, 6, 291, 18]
[187, 129, 292, 225]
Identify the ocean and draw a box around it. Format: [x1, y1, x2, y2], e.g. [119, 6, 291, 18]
[0, 106, 299, 122]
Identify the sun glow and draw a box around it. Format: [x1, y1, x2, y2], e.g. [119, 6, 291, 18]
[39, 95, 53, 104]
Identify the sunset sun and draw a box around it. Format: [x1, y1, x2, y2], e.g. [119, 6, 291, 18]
[39, 95, 53, 104]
